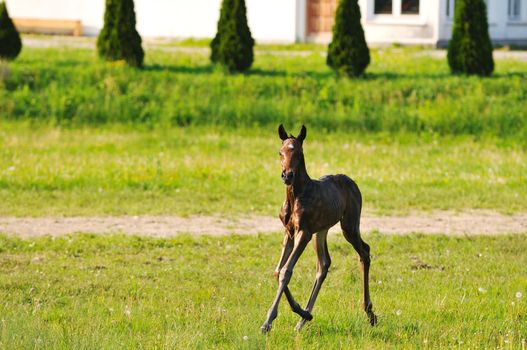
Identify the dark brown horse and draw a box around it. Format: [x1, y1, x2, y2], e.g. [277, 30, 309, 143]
[260, 124, 377, 333]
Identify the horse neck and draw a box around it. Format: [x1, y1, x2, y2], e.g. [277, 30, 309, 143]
[287, 154, 311, 199]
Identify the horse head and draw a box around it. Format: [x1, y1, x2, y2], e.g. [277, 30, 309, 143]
[278, 124, 307, 185]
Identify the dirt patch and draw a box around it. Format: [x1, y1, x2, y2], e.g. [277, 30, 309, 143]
[1, 210, 526, 238]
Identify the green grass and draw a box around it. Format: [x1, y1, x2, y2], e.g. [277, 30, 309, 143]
[1, 45, 525, 217]
[1, 123, 526, 217]
[155, 37, 327, 52]
[0, 232, 525, 349]
[1, 47, 526, 141]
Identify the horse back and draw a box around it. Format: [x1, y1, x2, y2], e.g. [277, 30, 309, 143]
[296, 174, 361, 232]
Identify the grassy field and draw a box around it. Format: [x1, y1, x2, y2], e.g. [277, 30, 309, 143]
[1, 44, 525, 217]
[0, 232, 525, 349]
[1, 46, 526, 141]
[0, 43, 526, 349]
[1, 122, 526, 217]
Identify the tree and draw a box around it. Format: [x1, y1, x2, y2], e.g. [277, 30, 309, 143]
[97, 0, 144, 68]
[0, 1, 22, 61]
[211, 0, 254, 73]
[447, 0, 494, 76]
[327, 0, 370, 77]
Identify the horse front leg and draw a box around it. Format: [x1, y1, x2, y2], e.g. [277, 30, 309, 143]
[274, 233, 313, 322]
[261, 230, 311, 334]
[295, 230, 331, 332]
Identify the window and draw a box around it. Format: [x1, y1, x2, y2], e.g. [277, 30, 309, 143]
[401, 0, 419, 14]
[508, 0, 521, 19]
[374, 0, 393, 14]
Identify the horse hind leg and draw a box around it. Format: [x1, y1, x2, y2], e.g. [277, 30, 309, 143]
[341, 211, 377, 326]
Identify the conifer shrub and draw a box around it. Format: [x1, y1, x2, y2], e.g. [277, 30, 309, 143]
[327, 0, 370, 77]
[211, 0, 254, 73]
[447, 0, 494, 76]
[97, 0, 144, 68]
[0, 1, 22, 61]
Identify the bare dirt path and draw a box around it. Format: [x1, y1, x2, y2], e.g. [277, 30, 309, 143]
[1, 210, 526, 238]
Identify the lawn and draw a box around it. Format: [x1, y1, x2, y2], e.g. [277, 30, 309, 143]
[1, 44, 526, 216]
[0, 45, 525, 217]
[1, 123, 526, 217]
[0, 43, 526, 349]
[0, 232, 525, 349]
[1, 46, 526, 141]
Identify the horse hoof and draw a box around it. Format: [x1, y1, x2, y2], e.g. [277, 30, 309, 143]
[295, 319, 307, 332]
[260, 323, 272, 334]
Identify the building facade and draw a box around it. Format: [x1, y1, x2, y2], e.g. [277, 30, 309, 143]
[7, 0, 527, 46]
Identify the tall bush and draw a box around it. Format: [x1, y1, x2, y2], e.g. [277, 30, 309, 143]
[447, 0, 494, 76]
[211, 0, 254, 73]
[0, 1, 22, 61]
[97, 0, 144, 68]
[327, 0, 370, 77]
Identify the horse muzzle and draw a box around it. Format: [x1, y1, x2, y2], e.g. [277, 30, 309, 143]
[281, 170, 294, 185]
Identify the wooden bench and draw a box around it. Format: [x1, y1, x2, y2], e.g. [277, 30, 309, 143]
[13, 18, 82, 36]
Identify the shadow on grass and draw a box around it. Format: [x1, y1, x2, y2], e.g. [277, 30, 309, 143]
[491, 71, 527, 79]
[365, 70, 527, 80]
[251, 70, 466, 81]
[53, 58, 93, 68]
[134, 63, 527, 81]
[248, 68, 334, 80]
[144, 63, 335, 80]
[144, 64, 215, 75]
[363, 72, 452, 81]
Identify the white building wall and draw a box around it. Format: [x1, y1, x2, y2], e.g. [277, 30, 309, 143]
[7, 0, 298, 42]
[438, 0, 527, 44]
[6, 0, 527, 45]
[302, 0, 440, 45]
[134, 0, 221, 39]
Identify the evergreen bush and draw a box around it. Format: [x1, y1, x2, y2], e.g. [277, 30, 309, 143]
[97, 0, 144, 68]
[327, 0, 370, 77]
[211, 0, 254, 73]
[447, 0, 494, 76]
[0, 1, 22, 61]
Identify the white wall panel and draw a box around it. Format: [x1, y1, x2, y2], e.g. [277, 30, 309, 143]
[6, 0, 527, 44]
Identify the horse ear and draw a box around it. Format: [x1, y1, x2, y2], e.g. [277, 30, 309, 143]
[278, 124, 288, 141]
[297, 125, 307, 144]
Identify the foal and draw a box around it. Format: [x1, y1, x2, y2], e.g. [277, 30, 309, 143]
[260, 124, 377, 333]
